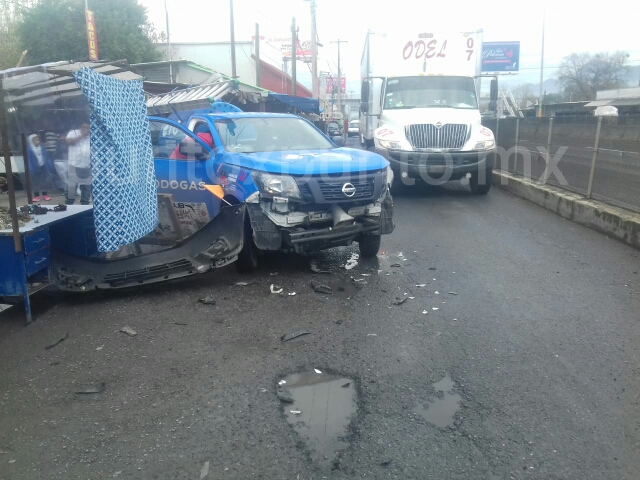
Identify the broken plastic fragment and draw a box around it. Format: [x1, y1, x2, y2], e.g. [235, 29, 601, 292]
[310, 280, 332, 294]
[435, 291, 440, 295]
[449, 292, 458, 295]
[354, 278, 365, 282]
[432, 307, 439, 311]
[200, 461, 210, 479]
[278, 380, 287, 385]
[199, 295, 216, 305]
[119, 327, 137, 337]
[314, 369, 322, 374]
[75, 383, 106, 395]
[344, 253, 359, 270]
[270, 284, 284, 294]
[415, 284, 426, 287]
[409, 297, 415, 300]
[393, 297, 408, 306]
[281, 330, 311, 342]
[390, 263, 401, 268]
[422, 310, 428, 315]
[367, 333, 378, 336]
[96, 345, 104, 351]
[361, 273, 371, 276]
[290, 410, 302, 415]
[288, 292, 297, 296]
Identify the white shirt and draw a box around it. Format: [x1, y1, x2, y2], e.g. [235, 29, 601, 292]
[67, 130, 90, 169]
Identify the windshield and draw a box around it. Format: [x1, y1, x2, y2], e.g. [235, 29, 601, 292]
[349, 121, 359, 127]
[215, 117, 334, 153]
[384, 76, 478, 110]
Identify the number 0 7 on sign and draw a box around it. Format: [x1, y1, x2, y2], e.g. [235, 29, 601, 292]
[85, 9, 99, 61]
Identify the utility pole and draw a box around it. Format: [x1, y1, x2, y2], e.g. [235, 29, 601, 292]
[255, 23, 260, 87]
[291, 17, 297, 96]
[164, 0, 172, 83]
[331, 39, 347, 116]
[229, 0, 237, 78]
[309, 0, 318, 98]
[537, 7, 545, 118]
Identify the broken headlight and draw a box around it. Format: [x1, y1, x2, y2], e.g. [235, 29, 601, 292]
[251, 171, 302, 201]
[381, 166, 394, 194]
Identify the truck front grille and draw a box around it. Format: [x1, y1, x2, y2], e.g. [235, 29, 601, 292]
[406, 124, 468, 150]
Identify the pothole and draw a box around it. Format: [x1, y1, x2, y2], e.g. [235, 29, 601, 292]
[413, 374, 461, 428]
[278, 372, 357, 468]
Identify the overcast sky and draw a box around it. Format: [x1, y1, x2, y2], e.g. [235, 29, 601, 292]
[140, 0, 639, 90]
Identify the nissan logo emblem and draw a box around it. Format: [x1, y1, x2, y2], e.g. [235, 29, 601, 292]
[342, 183, 356, 197]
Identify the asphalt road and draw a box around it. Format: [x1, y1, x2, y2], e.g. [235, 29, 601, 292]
[1, 137, 639, 479]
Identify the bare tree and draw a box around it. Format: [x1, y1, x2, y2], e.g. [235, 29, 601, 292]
[557, 51, 629, 100]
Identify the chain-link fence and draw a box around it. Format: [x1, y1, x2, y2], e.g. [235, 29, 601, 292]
[485, 115, 640, 213]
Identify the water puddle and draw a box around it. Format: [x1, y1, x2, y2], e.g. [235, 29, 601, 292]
[279, 372, 357, 468]
[413, 374, 461, 428]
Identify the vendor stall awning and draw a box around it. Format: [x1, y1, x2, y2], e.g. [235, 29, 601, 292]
[146, 78, 268, 115]
[267, 93, 320, 115]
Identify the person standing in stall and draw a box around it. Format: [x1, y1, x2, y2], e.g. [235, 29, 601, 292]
[26, 134, 55, 202]
[65, 121, 92, 205]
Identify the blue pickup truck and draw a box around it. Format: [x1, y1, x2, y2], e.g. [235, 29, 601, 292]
[149, 109, 395, 272]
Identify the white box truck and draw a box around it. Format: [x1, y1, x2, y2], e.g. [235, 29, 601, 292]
[359, 30, 497, 194]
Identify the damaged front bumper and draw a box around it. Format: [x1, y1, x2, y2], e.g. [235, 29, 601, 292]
[51, 204, 245, 291]
[247, 192, 394, 254]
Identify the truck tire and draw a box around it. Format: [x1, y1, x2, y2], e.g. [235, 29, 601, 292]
[235, 216, 259, 273]
[469, 169, 493, 195]
[358, 235, 381, 258]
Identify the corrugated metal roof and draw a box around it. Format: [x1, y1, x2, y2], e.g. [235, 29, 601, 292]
[586, 98, 640, 107]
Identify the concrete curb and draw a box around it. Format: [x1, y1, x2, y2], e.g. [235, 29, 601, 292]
[492, 170, 640, 250]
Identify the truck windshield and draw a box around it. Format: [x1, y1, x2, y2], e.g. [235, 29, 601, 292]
[215, 117, 334, 153]
[384, 76, 478, 110]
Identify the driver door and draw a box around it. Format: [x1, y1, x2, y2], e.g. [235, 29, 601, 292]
[148, 118, 222, 239]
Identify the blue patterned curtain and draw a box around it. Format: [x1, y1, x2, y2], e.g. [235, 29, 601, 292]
[74, 67, 158, 252]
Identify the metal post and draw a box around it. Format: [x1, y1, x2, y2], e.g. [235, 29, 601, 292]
[310, 0, 318, 98]
[19, 133, 32, 203]
[541, 117, 553, 184]
[291, 17, 297, 96]
[587, 116, 603, 198]
[229, 0, 237, 78]
[537, 7, 545, 118]
[255, 23, 260, 88]
[164, 0, 172, 83]
[0, 80, 22, 253]
[514, 117, 520, 174]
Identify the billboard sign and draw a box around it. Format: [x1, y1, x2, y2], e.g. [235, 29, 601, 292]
[481, 41, 520, 73]
[326, 76, 346, 94]
[85, 9, 99, 61]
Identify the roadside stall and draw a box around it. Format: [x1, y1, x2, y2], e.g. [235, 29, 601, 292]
[1, 61, 245, 324]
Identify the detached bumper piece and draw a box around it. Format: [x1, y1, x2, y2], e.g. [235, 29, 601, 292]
[52, 204, 245, 291]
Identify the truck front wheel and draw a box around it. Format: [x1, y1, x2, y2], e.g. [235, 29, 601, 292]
[358, 235, 381, 258]
[469, 169, 493, 195]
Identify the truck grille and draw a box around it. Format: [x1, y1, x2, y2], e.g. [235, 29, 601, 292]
[406, 124, 468, 150]
[317, 179, 374, 201]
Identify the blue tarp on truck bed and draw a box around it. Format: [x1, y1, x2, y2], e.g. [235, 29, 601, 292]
[267, 93, 320, 115]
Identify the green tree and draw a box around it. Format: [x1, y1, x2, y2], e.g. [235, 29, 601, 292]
[16, 0, 161, 66]
[557, 51, 629, 101]
[0, 0, 37, 69]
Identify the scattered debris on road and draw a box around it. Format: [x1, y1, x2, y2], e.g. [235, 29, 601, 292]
[310, 280, 332, 294]
[75, 383, 106, 395]
[314, 369, 322, 374]
[335, 319, 343, 325]
[281, 330, 312, 342]
[393, 297, 408, 306]
[96, 345, 104, 351]
[200, 461, 210, 479]
[432, 307, 439, 311]
[435, 291, 440, 295]
[415, 284, 426, 287]
[45, 333, 69, 350]
[367, 333, 378, 337]
[174, 322, 188, 326]
[290, 410, 302, 415]
[429, 267, 436, 271]
[270, 284, 284, 294]
[449, 292, 458, 295]
[277, 387, 295, 403]
[278, 379, 287, 385]
[288, 292, 297, 296]
[391, 263, 401, 268]
[310, 260, 330, 274]
[344, 253, 359, 270]
[119, 327, 137, 337]
[199, 295, 216, 305]
[422, 310, 428, 315]
[233, 281, 254, 286]
[380, 460, 392, 467]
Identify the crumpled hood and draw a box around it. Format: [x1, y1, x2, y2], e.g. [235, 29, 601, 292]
[224, 147, 389, 176]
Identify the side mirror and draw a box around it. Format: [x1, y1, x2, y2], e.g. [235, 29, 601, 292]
[361, 81, 370, 102]
[490, 79, 499, 102]
[361, 102, 369, 114]
[179, 139, 209, 160]
[332, 136, 345, 147]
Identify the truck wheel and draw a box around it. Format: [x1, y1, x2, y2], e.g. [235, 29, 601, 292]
[235, 217, 258, 273]
[469, 169, 493, 195]
[358, 235, 381, 258]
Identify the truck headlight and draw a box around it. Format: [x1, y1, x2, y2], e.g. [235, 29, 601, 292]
[378, 139, 404, 150]
[251, 172, 302, 201]
[474, 140, 495, 150]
